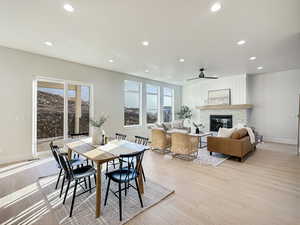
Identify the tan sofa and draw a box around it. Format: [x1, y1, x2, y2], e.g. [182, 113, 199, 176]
[207, 128, 255, 162]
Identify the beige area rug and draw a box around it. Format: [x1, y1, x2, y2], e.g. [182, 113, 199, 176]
[37, 174, 174, 225]
[193, 148, 229, 167]
[163, 148, 229, 167]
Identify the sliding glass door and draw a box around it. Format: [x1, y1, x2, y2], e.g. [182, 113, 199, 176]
[67, 84, 91, 137]
[33, 78, 92, 155]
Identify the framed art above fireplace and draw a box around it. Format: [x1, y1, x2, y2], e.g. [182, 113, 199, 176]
[208, 88, 231, 105]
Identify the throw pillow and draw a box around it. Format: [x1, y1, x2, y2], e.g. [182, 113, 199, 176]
[172, 120, 184, 129]
[217, 127, 236, 138]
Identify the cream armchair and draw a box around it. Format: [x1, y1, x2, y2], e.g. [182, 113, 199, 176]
[171, 132, 199, 159]
[151, 129, 171, 152]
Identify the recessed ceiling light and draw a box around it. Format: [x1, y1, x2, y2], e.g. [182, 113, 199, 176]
[63, 4, 74, 12]
[145, 69, 149, 73]
[237, 40, 246, 45]
[211, 2, 222, 12]
[179, 58, 185, 62]
[44, 41, 53, 46]
[257, 66, 263, 70]
[142, 41, 149, 46]
[108, 59, 114, 63]
[249, 56, 256, 60]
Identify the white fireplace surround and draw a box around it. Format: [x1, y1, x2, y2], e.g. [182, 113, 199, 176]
[199, 109, 249, 132]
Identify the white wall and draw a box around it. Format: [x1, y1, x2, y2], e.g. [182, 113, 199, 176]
[247, 69, 300, 144]
[182, 74, 247, 121]
[0, 46, 181, 164]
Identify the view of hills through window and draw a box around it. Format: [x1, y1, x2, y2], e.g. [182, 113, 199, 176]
[124, 80, 141, 126]
[146, 84, 159, 124]
[36, 81, 90, 152]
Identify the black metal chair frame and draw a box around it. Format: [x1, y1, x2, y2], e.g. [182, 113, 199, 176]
[134, 136, 149, 182]
[105, 133, 127, 178]
[57, 151, 97, 217]
[104, 149, 145, 221]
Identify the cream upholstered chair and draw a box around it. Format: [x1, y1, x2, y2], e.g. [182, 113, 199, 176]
[151, 129, 171, 152]
[171, 132, 199, 159]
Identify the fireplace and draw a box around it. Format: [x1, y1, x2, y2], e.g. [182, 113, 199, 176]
[210, 115, 233, 132]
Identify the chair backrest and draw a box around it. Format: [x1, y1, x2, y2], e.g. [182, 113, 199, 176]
[119, 149, 146, 181]
[49, 141, 61, 166]
[116, 133, 127, 140]
[134, 136, 149, 146]
[57, 152, 74, 180]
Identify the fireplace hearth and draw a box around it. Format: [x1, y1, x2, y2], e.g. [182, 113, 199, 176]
[210, 115, 233, 132]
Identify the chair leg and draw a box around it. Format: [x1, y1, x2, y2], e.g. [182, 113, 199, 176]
[60, 176, 65, 198]
[63, 180, 71, 204]
[119, 182, 122, 221]
[135, 178, 143, 208]
[113, 159, 116, 168]
[55, 169, 62, 190]
[70, 180, 78, 217]
[104, 178, 111, 206]
[94, 174, 96, 184]
[84, 178, 87, 189]
[125, 182, 127, 196]
[88, 176, 92, 193]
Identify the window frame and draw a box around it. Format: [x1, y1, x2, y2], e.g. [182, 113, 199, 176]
[162, 87, 175, 123]
[124, 80, 142, 127]
[146, 84, 160, 124]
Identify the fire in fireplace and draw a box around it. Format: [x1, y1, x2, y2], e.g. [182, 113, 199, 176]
[210, 115, 233, 132]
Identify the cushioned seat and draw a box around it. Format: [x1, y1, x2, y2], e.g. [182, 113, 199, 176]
[72, 165, 96, 180]
[106, 168, 138, 183]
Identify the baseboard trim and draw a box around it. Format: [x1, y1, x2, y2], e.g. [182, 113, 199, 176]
[0, 153, 36, 165]
[264, 137, 297, 145]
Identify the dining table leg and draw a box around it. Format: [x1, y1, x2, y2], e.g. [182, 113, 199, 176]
[95, 162, 102, 218]
[67, 148, 72, 159]
[137, 167, 144, 194]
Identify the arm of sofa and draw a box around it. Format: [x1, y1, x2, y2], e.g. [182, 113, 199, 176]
[207, 136, 251, 158]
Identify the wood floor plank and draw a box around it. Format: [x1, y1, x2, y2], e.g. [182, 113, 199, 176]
[0, 142, 299, 225]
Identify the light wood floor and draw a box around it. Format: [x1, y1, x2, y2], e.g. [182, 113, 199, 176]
[0, 143, 299, 225]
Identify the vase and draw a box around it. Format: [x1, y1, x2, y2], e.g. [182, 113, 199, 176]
[92, 127, 101, 145]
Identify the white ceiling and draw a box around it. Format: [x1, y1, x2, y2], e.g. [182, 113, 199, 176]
[0, 0, 299, 85]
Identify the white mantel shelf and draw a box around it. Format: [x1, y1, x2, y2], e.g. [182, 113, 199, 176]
[196, 104, 253, 110]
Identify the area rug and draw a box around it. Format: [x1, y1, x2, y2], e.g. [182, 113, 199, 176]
[37, 174, 174, 225]
[193, 148, 229, 167]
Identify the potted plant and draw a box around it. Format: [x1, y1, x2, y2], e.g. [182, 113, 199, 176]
[176, 106, 193, 132]
[90, 115, 108, 145]
[176, 105, 192, 119]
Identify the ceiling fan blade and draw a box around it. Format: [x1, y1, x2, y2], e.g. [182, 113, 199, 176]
[205, 76, 218, 79]
[186, 77, 200, 81]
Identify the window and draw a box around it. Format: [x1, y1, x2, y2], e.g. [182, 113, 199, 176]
[163, 87, 174, 122]
[146, 84, 159, 124]
[124, 80, 142, 126]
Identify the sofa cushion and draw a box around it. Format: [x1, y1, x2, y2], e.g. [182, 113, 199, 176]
[172, 120, 184, 129]
[162, 123, 172, 131]
[217, 127, 236, 138]
[231, 128, 248, 139]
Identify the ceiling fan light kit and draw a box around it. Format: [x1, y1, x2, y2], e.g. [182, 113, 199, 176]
[187, 68, 218, 81]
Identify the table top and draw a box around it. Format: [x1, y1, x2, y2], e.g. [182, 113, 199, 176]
[66, 138, 149, 164]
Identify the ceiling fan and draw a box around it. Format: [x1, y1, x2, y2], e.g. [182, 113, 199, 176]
[187, 68, 218, 81]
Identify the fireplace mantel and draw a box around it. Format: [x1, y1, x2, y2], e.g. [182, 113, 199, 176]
[196, 104, 253, 110]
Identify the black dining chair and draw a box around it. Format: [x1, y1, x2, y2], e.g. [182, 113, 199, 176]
[116, 133, 127, 140]
[105, 133, 127, 177]
[134, 136, 148, 182]
[104, 150, 146, 221]
[134, 136, 149, 146]
[57, 151, 97, 217]
[49, 142, 85, 191]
